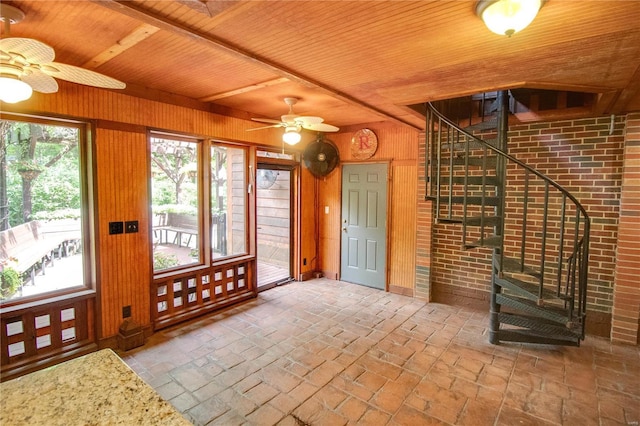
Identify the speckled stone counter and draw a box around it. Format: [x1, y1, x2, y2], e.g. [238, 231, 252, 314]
[0, 349, 191, 425]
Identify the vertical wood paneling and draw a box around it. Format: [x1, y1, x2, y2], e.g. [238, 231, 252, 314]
[5, 84, 423, 340]
[317, 124, 419, 286]
[389, 165, 417, 291]
[300, 167, 317, 276]
[318, 168, 342, 279]
[95, 128, 150, 338]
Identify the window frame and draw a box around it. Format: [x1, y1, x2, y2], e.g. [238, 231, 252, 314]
[209, 140, 251, 263]
[149, 131, 206, 276]
[149, 133, 254, 280]
[0, 112, 95, 308]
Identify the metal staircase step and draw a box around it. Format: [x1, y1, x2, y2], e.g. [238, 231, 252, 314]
[495, 275, 572, 304]
[498, 313, 582, 340]
[443, 140, 496, 151]
[495, 293, 571, 326]
[443, 196, 501, 206]
[465, 215, 501, 227]
[464, 235, 502, 249]
[451, 156, 497, 167]
[439, 176, 500, 186]
[436, 217, 464, 224]
[495, 256, 541, 279]
[496, 329, 580, 346]
[436, 216, 501, 227]
[464, 119, 498, 132]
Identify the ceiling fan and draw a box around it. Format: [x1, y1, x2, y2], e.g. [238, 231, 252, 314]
[0, 4, 126, 104]
[248, 97, 339, 145]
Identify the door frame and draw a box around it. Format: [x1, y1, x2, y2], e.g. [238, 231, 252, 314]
[339, 161, 391, 290]
[255, 159, 299, 291]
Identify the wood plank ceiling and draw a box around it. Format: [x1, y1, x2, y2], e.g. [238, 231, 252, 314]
[2, 0, 640, 131]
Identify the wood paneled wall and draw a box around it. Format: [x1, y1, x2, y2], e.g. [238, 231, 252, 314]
[94, 128, 150, 338]
[300, 167, 318, 278]
[4, 83, 420, 339]
[4, 83, 286, 340]
[318, 124, 419, 293]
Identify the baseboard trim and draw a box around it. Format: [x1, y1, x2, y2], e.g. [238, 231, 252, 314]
[389, 285, 414, 297]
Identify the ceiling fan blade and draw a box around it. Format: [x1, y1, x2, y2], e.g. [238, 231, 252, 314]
[0, 37, 55, 63]
[281, 114, 299, 123]
[302, 122, 340, 132]
[251, 118, 283, 125]
[22, 70, 59, 93]
[296, 116, 324, 125]
[42, 62, 126, 89]
[247, 124, 283, 131]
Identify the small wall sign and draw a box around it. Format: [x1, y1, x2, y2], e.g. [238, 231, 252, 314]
[351, 128, 378, 160]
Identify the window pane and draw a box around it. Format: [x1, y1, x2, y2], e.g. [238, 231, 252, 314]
[0, 119, 85, 301]
[211, 145, 246, 258]
[150, 137, 200, 272]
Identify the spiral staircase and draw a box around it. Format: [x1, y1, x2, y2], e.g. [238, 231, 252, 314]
[425, 91, 590, 346]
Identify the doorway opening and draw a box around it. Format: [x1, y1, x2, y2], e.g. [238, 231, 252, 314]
[256, 165, 293, 290]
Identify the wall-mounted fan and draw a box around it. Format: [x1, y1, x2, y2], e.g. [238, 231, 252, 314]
[248, 97, 339, 145]
[0, 4, 126, 104]
[303, 134, 340, 178]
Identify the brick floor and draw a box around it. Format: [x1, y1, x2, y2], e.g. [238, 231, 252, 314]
[121, 279, 640, 425]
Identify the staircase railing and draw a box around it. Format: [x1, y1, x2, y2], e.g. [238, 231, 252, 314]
[425, 100, 590, 341]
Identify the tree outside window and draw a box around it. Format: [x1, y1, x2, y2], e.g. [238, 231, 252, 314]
[0, 119, 85, 301]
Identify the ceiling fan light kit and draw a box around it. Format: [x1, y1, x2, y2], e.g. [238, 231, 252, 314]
[248, 97, 339, 143]
[0, 74, 32, 103]
[0, 4, 125, 104]
[283, 126, 302, 145]
[476, 0, 543, 37]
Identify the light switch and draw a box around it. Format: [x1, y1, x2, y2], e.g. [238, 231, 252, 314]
[324, 206, 329, 214]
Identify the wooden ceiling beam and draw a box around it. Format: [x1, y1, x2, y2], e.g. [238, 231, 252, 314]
[90, 0, 420, 129]
[82, 23, 160, 69]
[199, 77, 290, 102]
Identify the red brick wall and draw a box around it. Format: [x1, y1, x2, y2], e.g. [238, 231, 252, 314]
[418, 115, 628, 336]
[415, 132, 432, 300]
[612, 113, 640, 344]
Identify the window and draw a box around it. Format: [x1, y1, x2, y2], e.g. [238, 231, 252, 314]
[0, 117, 89, 302]
[211, 144, 247, 258]
[150, 135, 201, 272]
[149, 135, 250, 282]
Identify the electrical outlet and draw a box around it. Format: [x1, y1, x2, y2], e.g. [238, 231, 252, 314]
[122, 305, 131, 318]
[125, 220, 139, 233]
[109, 221, 124, 235]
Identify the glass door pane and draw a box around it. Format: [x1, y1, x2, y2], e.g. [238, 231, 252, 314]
[256, 168, 292, 289]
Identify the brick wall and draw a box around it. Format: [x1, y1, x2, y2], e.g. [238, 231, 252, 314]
[612, 113, 640, 344]
[417, 114, 628, 336]
[415, 132, 432, 300]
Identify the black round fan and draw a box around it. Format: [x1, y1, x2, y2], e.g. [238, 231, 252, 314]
[303, 135, 340, 178]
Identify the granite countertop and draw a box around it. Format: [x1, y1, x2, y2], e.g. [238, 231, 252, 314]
[0, 349, 191, 425]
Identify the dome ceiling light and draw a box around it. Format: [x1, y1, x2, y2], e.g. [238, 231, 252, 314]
[476, 0, 543, 37]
